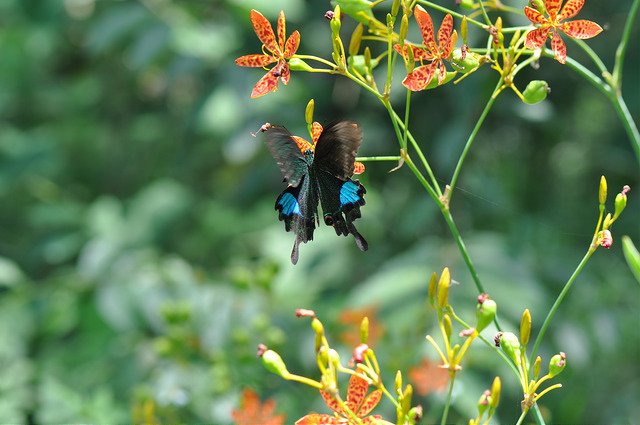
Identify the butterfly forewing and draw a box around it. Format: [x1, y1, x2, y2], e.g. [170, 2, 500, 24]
[264, 125, 309, 186]
[313, 121, 362, 180]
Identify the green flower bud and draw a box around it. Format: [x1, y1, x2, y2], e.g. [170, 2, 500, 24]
[523, 80, 550, 104]
[476, 295, 497, 332]
[395, 370, 403, 396]
[437, 267, 451, 308]
[399, 14, 409, 44]
[602, 213, 613, 230]
[391, 0, 401, 16]
[461, 16, 468, 44]
[549, 352, 566, 377]
[401, 384, 413, 412]
[428, 272, 437, 306]
[360, 316, 369, 343]
[477, 389, 491, 416]
[599, 175, 607, 205]
[328, 348, 341, 369]
[407, 405, 423, 424]
[533, 356, 542, 380]
[386, 13, 395, 29]
[348, 55, 379, 76]
[490, 376, 501, 408]
[349, 23, 364, 56]
[261, 349, 290, 378]
[288, 58, 313, 72]
[459, 0, 476, 10]
[451, 48, 479, 73]
[520, 309, 531, 347]
[498, 332, 522, 367]
[312, 317, 325, 351]
[330, 13, 341, 35]
[304, 100, 315, 128]
[424, 72, 457, 89]
[613, 185, 630, 220]
[443, 314, 452, 341]
[531, 0, 545, 13]
[364, 46, 372, 70]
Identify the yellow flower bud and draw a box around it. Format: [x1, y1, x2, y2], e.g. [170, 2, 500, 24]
[305, 99, 315, 125]
[520, 309, 531, 347]
[599, 175, 607, 205]
[437, 267, 451, 309]
[360, 316, 369, 343]
[349, 24, 363, 56]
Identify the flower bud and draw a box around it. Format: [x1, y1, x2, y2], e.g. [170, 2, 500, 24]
[312, 317, 325, 351]
[498, 332, 522, 367]
[349, 24, 363, 56]
[395, 370, 403, 396]
[304, 101, 315, 127]
[520, 309, 531, 347]
[437, 267, 451, 308]
[459, 0, 476, 10]
[360, 316, 369, 343]
[548, 352, 566, 377]
[443, 314, 452, 341]
[288, 58, 313, 72]
[523, 80, 549, 104]
[602, 212, 613, 230]
[424, 72, 457, 89]
[477, 389, 491, 416]
[533, 356, 542, 380]
[461, 16, 468, 43]
[328, 348, 341, 369]
[476, 296, 497, 332]
[613, 185, 630, 220]
[531, 0, 545, 14]
[428, 272, 437, 306]
[330, 16, 341, 36]
[490, 376, 501, 408]
[296, 308, 316, 318]
[452, 48, 479, 73]
[599, 229, 613, 249]
[599, 175, 607, 205]
[391, 0, 401, 16]
[347, 54, 380, 75]
[260, 349, 290, 378]
[399, 14, 409, 44]
[401, 384, 413, 412]
[386, 13, 395, 29]
[408, 405, 423, 424]
[364, 46, 372, 70]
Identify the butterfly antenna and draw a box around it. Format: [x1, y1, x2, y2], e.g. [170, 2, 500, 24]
[251, 122, 272, 137]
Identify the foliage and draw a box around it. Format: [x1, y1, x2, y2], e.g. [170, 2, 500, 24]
[0, 0, 638, 424]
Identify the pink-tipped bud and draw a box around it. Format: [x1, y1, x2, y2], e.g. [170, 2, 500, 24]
[599, 230, 613, 249]
[353, 343, 369, 363]
[549, 352, 567, 377]
[251, 122, 272, 137]
[295, 308, 316, 318]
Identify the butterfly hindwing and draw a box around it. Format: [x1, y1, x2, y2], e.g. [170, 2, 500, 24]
[313, 121, 362, 180]
[314, 168, 368, 252]
[275, 174, 318, 264]
[264, 125, 309, 186]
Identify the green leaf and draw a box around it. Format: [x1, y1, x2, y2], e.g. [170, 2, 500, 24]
[622, 236, 640, 285]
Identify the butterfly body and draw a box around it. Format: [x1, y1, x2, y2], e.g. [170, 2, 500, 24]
[263, 121, 368, 264]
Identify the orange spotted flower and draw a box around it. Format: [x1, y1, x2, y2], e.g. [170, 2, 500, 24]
[296, 374, 394, 425]
[231, 388, 285, 425]
[394, 5, 457, 91]
[235, 10, 300, 98]
[524, 0, 603, 64]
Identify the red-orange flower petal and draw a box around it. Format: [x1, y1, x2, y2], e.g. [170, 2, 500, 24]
[544, 0, 563, 20]
[284, 30, 301, 58]
[345, 374, 369, 413]
[525, 27, 551, 49]
[279, 62, 291, 85]
[295, 413, 343, 425]
[319, 390, 343, 414]
[402, 63, 436, 91]
[231, 389, 286, 425]
[356, 389, 382, 417]
[550, 30, 567, 63]
[251, 9, 280, 56]
[277, 10, 286, 52]
[235, 54, 277, 68]
[437, 14, 454, 52]
[524, 6, 548, 25]
[251, 67, 280, 98]
[414, 5, 436, 52]
[561, 19, 603, 39]
[393, 44, 434, 61]
[558, 0, 585, 21]
[442, 30, 458, 58]
[292, 136, 312, 153]
[353, 161, 365, 175]
[436, 60, 447, 85]
[362, 416, 394, 425]
[311, 122, 323, 143]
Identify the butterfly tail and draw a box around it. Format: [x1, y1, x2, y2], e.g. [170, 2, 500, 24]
[346, 220, 368, 251]
[291, 237, 301, 264]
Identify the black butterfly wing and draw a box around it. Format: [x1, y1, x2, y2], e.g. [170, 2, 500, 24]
[313, 121, 362, 180]
[275, 174, 319, 264]
[263, 125, 309, 187]
[314, 168, 368, 251]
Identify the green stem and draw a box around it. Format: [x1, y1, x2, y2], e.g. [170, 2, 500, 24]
[532, 403, 547, 425]
[356, 156, 402, 162]
[418, 0, 487, 28]
[613, 0, 640, 89]
[441, 375, 456, 425]
[448, 79, 502, 199]
[571, 39, 608, 76]
[515, 408, 529, 425]
[402, 90, 412, 151]
[529, 249, 595, 365]
[609, 94, 640, 166]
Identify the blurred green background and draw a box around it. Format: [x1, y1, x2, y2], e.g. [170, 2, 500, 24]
[1, 0, 638, 423]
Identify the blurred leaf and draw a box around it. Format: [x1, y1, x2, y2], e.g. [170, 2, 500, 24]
[622, 236, 640, 285]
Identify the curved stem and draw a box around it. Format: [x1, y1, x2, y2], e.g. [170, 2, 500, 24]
[448, 79, 502, 199]
[609, 94, 640, 166]
[571, 39, 608, 76]
[418, 0, 487, 28]
[613, 0, 640, 89]
[441, 375, 456, 425]
[529, 249, 595, 364]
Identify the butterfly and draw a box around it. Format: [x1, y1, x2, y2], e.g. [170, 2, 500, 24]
[258, 121, 368, 264]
